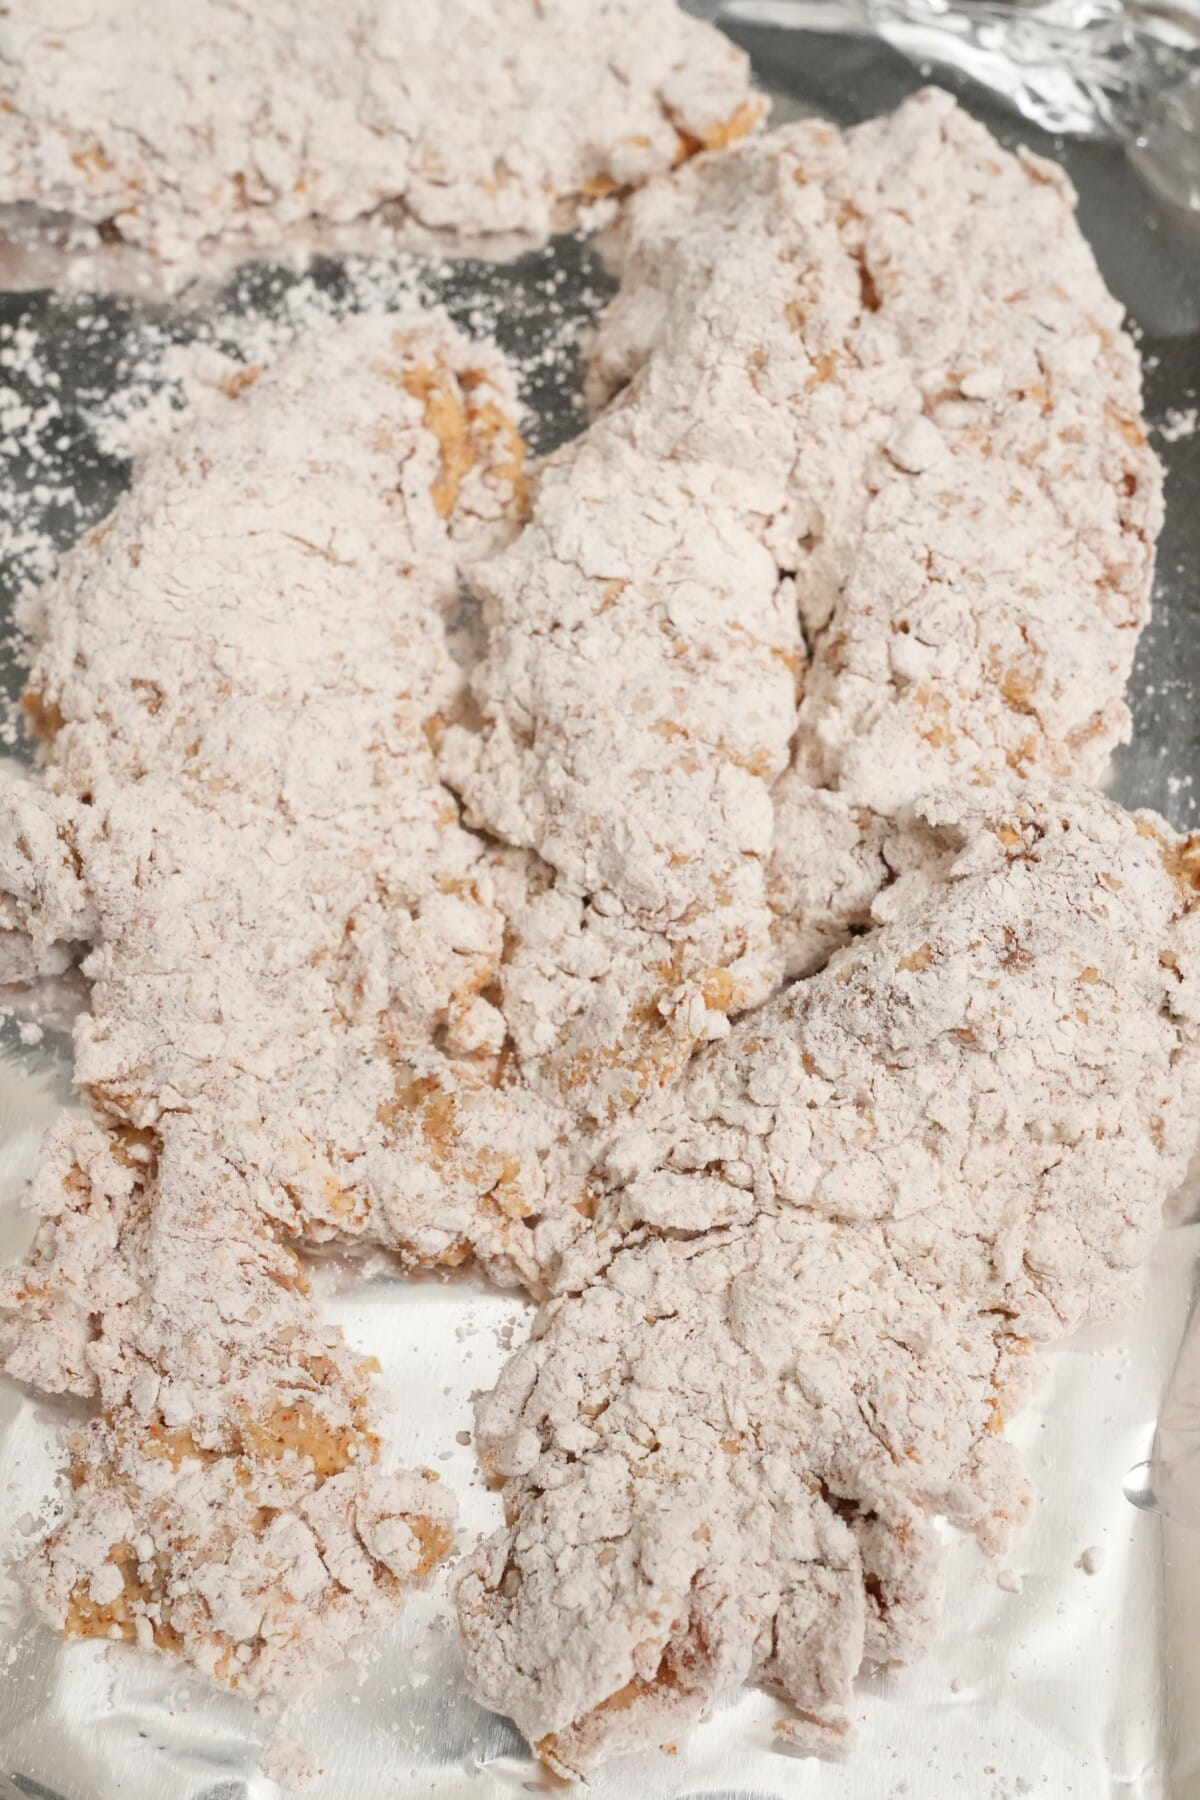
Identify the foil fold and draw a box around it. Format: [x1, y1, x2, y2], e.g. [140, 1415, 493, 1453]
[714, 0, 1200, 204]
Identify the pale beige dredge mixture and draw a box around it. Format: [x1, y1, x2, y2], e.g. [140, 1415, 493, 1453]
[0, 314, 536, 1689]
[0, 0, 761, 276]
[457, 787, 1200, 1770]
[0, 64, 1197, 1781]
[447, 91, 1162, 1133]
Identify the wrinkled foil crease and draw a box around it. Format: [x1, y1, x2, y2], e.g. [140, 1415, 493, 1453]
[2, 16, 1200, 1800]
[714, 0, 1200, 205]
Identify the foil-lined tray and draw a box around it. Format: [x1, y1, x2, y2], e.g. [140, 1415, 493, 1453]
[1, 13, 1199, 1799]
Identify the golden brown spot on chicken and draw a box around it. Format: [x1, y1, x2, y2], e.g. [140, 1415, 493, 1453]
[65, 1544, 181, 1650]
[899, 943, 933, 973]
[1109, 408, 1147, 450]
[408, 1513, 455, 1576]
[1000, 668, 1037, 716]
[673, 96, 764, 164]
[1138, 820, 1200, 905]
[70, 143, 114, 177]
[805, 352, 837, 389]
[242, 1398, 366, 1479]
[21, 689, 64, 742]
[140, 1425, 217, 1470]
[400, 362, 475, 518]
[218, 363, 261, 399]
[700, 968, 737, 1012]
[461, 382, 530, 517]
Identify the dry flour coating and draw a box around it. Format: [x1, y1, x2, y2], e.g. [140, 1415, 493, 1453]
[449, 93, 1161, 1149]
[0, 312, 547, 1687]
[587, 90, 1163, 974]
[0, 0, 761, 276]
[4, 1114, 456, 1692]
[457, 790, 1200, 1771]
[0, 81, 1187, 1764]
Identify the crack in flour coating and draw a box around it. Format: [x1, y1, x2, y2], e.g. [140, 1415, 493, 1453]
[0, 0, 761, 279]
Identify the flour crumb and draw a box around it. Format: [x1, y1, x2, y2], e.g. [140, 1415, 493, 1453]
[261, 1733, 320, 1789]
[1158, 405, 1198, 444]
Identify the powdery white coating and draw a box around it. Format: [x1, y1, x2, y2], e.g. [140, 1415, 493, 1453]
[0, 84, 1179, 1746]
[0, 311, 546, 1689]
[1, 312, 561, 1284]
[586, 90, 1163, 975]
[457, 787, 1200, 1771]
[442, 415, 804, 1124]
[0, 0, 761, 277]
[449, 121, 904, 1118]
[0, 1114, 455, 1692]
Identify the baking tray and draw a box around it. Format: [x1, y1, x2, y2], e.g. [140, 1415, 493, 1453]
[1, 14, 1199, 1799]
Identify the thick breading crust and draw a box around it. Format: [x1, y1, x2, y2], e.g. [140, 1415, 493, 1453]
[0, 85, 1181, 1744]
[457, 789, 1200, 1771]
[0, 312, 544, 1686]
[0, 0, 761, 275]
[1, 313, 554, 1280]
[587, 89, 1163, 975]
[447, 93, 1160, 1133]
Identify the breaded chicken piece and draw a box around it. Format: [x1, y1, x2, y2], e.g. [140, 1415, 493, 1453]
[457, 788, 1200, 1773]
[0, 311, 545, 1688]
[586, 89, 1162, 976]
[1, 1115, 454, 1693]
[0, 0, 761, 277]
[0, 312, 557, 1282]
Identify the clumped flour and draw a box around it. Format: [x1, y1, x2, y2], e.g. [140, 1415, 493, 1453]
[0, 72, 1196, 1778]
[0, 0, 760, 280]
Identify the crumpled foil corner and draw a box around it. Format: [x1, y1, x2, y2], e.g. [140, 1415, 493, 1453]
[705, 0, 1200, 207]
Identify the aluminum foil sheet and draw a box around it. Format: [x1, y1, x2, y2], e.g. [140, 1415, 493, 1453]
[1, 15, 1200, 1800]
[716, 0, 1200, 208]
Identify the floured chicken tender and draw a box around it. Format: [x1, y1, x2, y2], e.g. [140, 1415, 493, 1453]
[457, 787, 1200, 1773]
[0, 0, 762, 276]
[1, 310, 559, 1284]
[0, 310, 553, 1689]
[0, 1115, 453, 1692]
[585, 88, 1163, 975]
[446, 91, 1159, 1121]
[445, 133, 838, 1118]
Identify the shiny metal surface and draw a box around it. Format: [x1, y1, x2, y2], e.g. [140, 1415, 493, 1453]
[1, 20, 1198, 1799]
